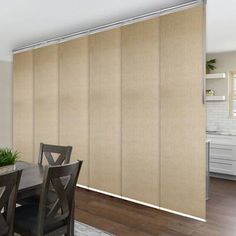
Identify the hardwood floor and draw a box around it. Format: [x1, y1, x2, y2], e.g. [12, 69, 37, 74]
[75, 177, 236, 236]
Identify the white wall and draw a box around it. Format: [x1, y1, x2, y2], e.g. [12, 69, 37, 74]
[206, 51, 236, 132]
[0, 60, 12, 148]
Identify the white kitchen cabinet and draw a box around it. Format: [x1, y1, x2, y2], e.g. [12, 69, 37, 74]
[207, 134, 236, 175]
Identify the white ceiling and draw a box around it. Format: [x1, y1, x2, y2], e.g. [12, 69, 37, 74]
[0, 0, 234, 61]
[207, 0, 236, 53]
[0, 0, 198, 61]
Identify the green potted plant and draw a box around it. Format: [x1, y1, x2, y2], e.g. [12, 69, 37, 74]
[0, 148, 19, 174]
[206, 59, 216, 74]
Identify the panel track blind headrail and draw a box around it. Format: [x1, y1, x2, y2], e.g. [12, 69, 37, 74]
[13, 0, 205, 54]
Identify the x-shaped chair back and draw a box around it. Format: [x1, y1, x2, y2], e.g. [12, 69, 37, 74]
[37, 161, 82, 235]
[38, 143, 72, 166]
[0, 170, 22, 236]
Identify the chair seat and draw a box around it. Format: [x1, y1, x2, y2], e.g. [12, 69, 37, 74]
[18, 190, 57, 206]
[14, 204, 65, 236]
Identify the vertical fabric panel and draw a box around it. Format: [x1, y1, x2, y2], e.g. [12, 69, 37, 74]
[59, 38, 89, 186]
[0, 61, 12, 148]
[121, 18, 160, 205]
[34, 45, 59, 160]
[89, 29, 121, 195]
[13, 51, 34, 162]
[160, 6, 205, 219]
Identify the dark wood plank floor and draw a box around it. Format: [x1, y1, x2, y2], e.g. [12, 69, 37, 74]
[75, 177, 236, 236]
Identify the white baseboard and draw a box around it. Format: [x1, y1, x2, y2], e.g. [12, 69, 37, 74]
[76, 184, 206, 222]
[121, 196, 159, 209]
[159, 207, 206, 222]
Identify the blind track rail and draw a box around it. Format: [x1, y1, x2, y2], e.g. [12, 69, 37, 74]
[13, 0, 204, 54]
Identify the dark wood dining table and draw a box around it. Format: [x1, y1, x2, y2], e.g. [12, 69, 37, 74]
[16, 161, 45, 200]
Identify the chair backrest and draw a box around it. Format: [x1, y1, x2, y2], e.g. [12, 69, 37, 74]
[0, 170, 22, 236]
[38, 143, 72, 166]
[37, 161, 83, 235]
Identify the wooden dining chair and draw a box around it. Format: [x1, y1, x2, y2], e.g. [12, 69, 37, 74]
[17, 143, 73, 207]
[38, 143, 72, 166]
[0, 170, 22, 236]
[14, 160, 83, 236]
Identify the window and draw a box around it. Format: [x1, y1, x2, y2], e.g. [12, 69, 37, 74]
[229, 73, 236, 117]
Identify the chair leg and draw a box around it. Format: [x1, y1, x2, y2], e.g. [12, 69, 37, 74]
[68, 199, 75, 236]
[65, 230, 70, 236]
[65, 220, 73, 236]
[65, 211, 74, 236]
[70, 219, 74, 236]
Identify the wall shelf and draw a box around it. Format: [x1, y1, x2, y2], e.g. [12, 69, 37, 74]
[206, 73, 226, 79]
[206, 96, 226, 102]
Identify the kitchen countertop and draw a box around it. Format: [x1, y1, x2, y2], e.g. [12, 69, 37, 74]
[206, 131, 236, 136]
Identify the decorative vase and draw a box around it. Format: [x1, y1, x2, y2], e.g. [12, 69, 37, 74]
[0, 164, 16, 174]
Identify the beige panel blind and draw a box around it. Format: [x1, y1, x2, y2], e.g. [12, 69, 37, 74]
[59, 38, 89, 186]
[89, 29, 122, 195]
[121, 18, 160, 205]
[160, 6, 205, 219]
[13, 51, 34, 162]
[34, 45, 59, 159]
